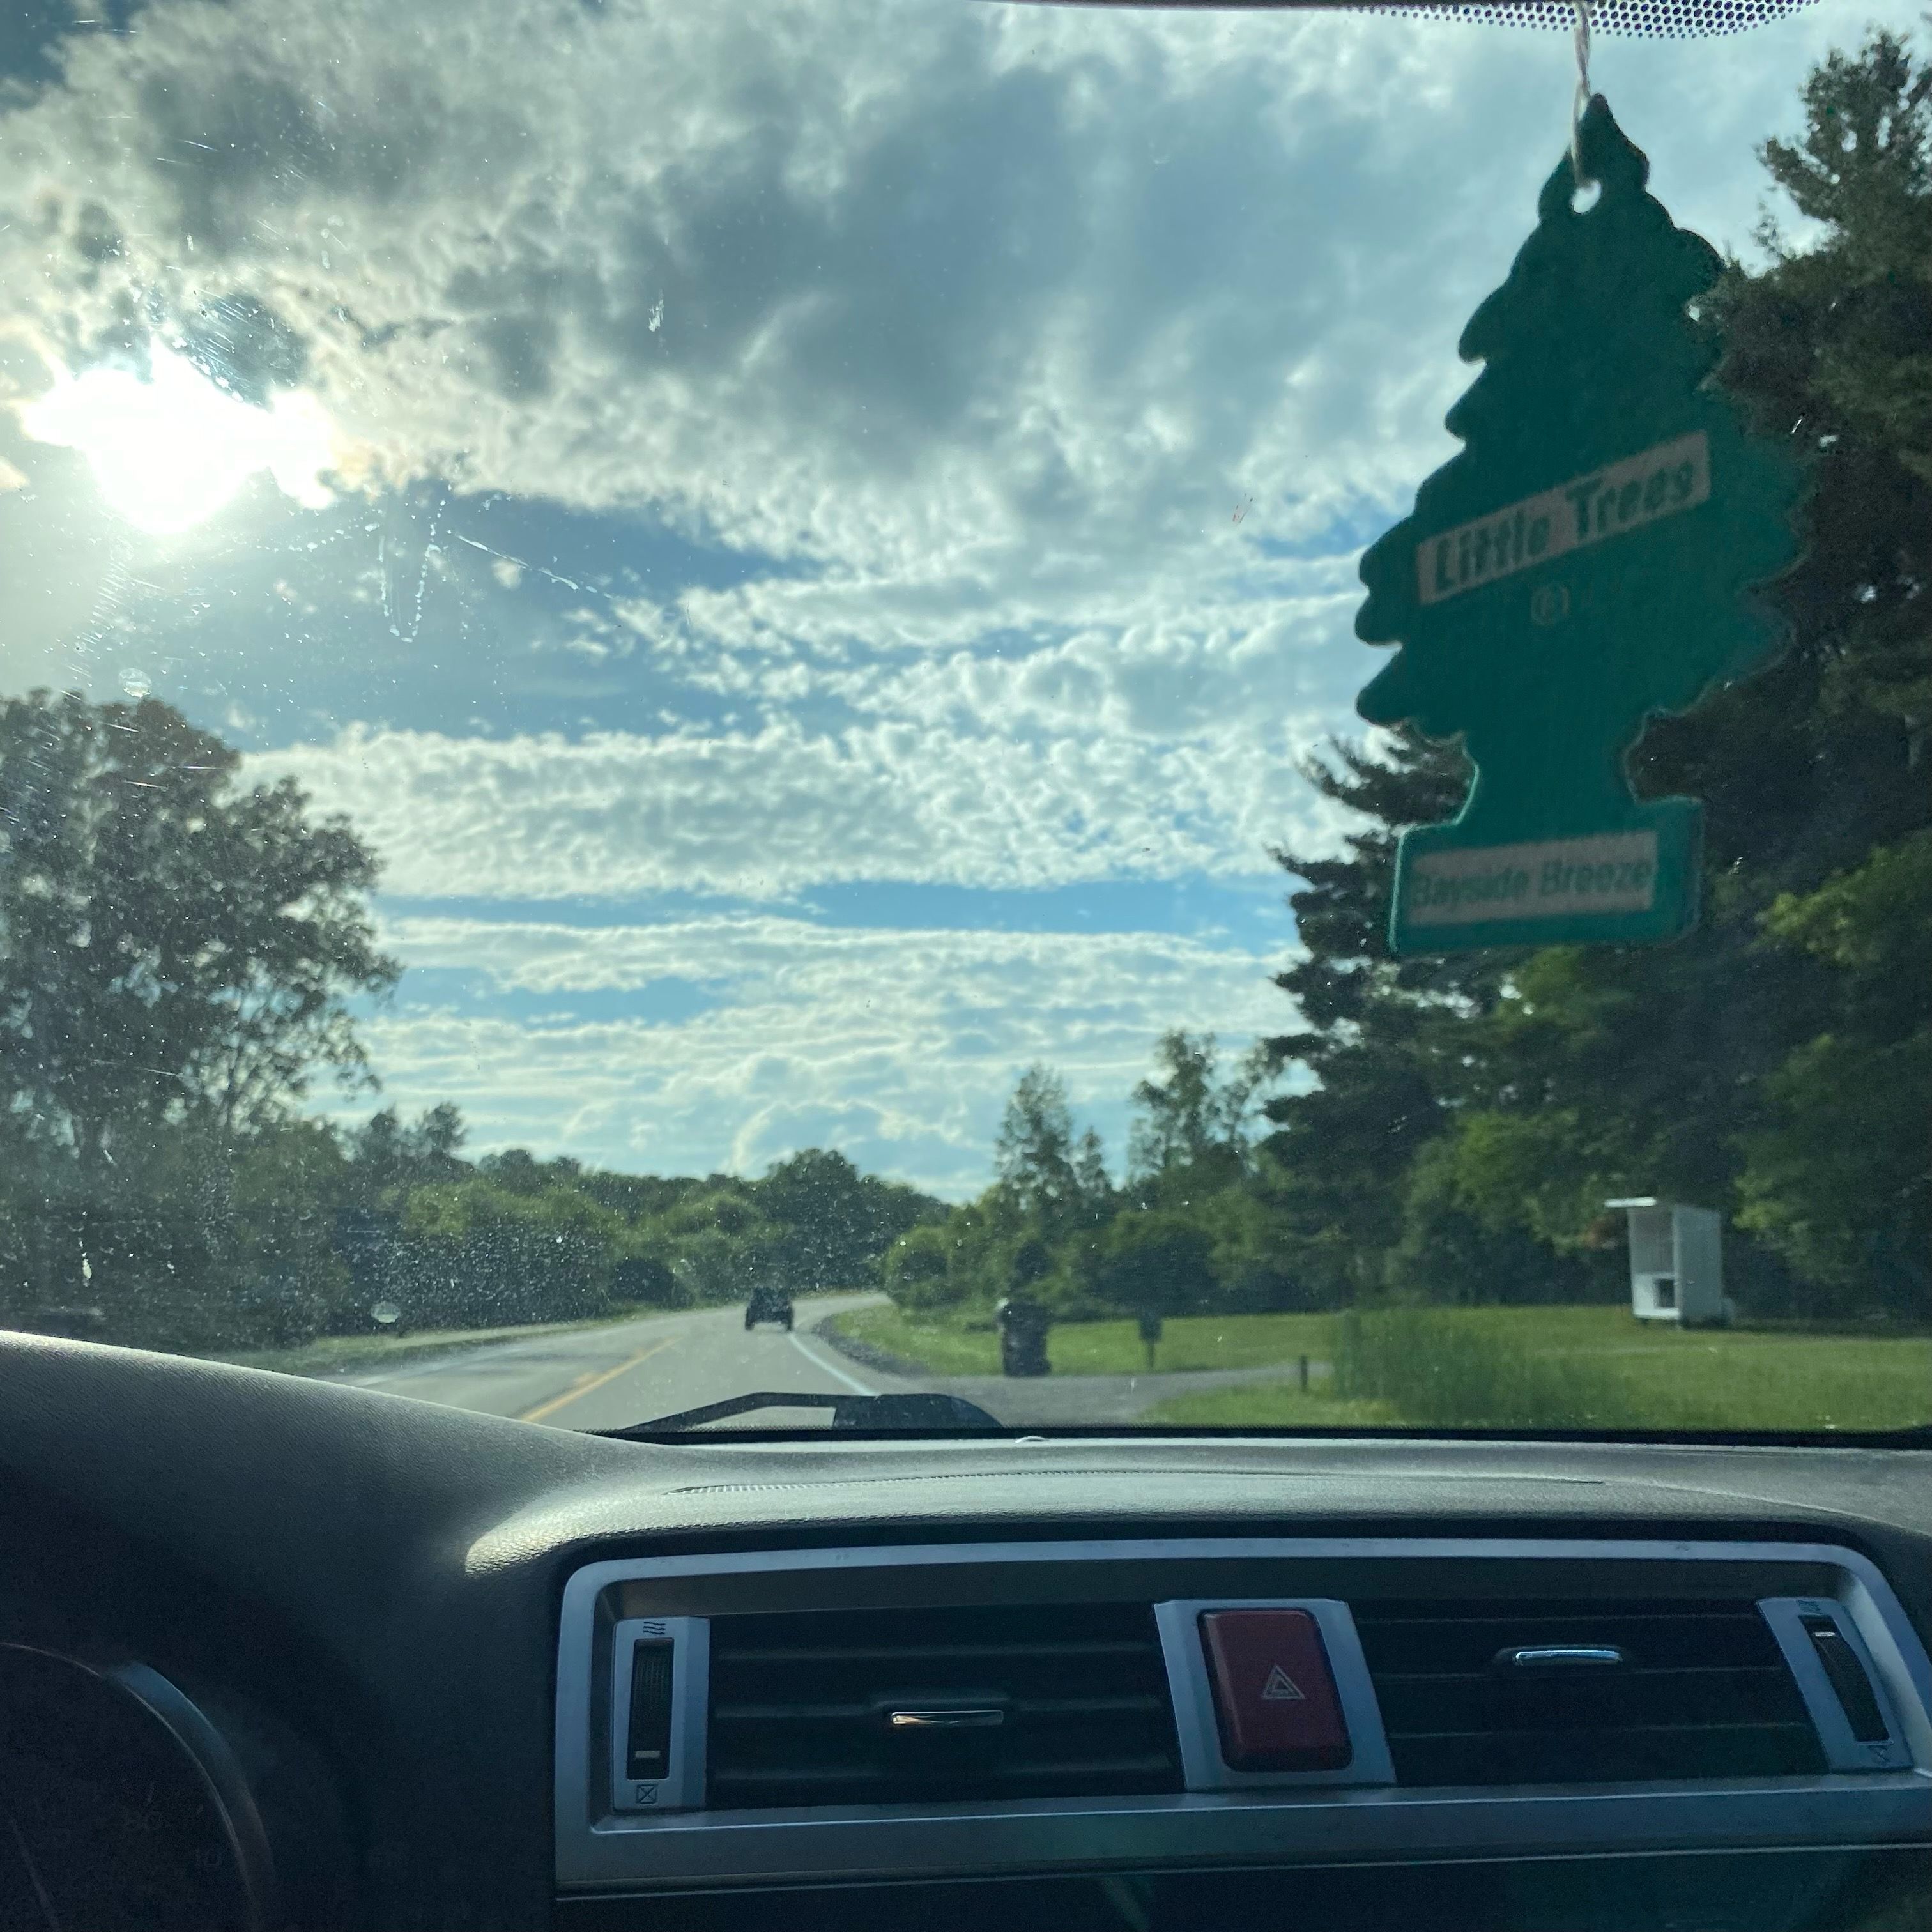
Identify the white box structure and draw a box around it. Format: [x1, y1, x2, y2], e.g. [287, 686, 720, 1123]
[1606, 1197, 1726, 1326]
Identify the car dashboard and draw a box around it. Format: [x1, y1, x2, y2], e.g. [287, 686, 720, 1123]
[1, 1333, 1928, 1931]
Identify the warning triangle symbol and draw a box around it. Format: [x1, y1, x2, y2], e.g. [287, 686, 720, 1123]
[1261, 1664, 1305, 1702]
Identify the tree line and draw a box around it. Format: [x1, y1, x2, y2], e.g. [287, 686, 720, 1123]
[880, 1039, 1289, 1337]
[0, 1064, 938, 1353]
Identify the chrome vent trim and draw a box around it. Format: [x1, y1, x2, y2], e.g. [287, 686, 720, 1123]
[1761, 1596, 1914, 1774]
[556, 1537, 1932, 1893]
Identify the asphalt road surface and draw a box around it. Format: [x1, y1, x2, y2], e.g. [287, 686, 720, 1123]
[340, 1296, 891, 1433]
[335, 1297, 1315, 1431]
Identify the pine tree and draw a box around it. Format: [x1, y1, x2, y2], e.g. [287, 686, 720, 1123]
[1260, 731, 1491, 1297]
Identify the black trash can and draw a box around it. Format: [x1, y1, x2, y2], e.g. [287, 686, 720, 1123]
[995, 1295, 1050, 1377]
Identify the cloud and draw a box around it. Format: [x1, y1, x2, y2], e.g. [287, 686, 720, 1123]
[345, 910, 1295, 1192]
[254, 682, 1361, 899]
[8, 1, 1885, 593]
[4, 0, 1917, 1187]
[6, 0, 1903, 705]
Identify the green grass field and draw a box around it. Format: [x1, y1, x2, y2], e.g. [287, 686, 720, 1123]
[1149, 1303, 1931, 1432]
[829, 1300, 1928, 1432]
[827, 1304, 1337, 1378]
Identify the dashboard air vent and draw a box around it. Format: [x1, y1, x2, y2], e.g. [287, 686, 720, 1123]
[706, 1602, 1181, 1809]
[1354, 1596, 1827, 1785]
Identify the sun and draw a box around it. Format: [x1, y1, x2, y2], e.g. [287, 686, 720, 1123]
[18, 348, 339, 536]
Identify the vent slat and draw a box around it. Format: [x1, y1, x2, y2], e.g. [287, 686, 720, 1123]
[1376, 1663, 1806, 1734]
[1354, 1597, 1824, 1786]
[706, 1603, 1181, 1809]
[712, 1703, 873, 1724]
[712, 1692, 1166, 1725]
[721, 1641, 1153, 1665]
[1015, 1694, 1169, 1717]
[1398, 1721, 1820, 1742]
[710, 1752, 1176, 1792]
[1390, 1724, 1823, 1787]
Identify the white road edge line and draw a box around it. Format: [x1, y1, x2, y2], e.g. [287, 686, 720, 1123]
[789, 1328, 875, 1397]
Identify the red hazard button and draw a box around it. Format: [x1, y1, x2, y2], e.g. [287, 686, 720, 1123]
[1199, 1609, 1352, 1771]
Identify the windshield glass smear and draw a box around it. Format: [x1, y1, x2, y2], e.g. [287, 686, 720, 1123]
[1, 0, 1926, 1436]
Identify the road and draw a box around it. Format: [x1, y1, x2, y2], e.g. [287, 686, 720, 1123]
[334, 1297, 1316, 1432]
[339, 1296, 889, 1432]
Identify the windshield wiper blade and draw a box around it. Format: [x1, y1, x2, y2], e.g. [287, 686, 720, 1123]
[600, 1390, 1004, 1437]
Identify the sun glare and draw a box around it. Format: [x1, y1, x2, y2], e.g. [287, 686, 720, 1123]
[19, 348, 338, 535]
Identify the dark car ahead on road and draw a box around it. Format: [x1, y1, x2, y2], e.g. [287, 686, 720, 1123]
[744, 1284, 794, 1331]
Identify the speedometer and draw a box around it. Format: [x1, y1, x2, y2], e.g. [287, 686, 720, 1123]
[0, 1644, 274, 1932]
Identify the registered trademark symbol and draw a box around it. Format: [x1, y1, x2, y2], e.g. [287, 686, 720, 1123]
[1531, 582, 1570, 627]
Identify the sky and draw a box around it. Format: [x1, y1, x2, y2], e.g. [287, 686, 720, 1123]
[0, 0, 1917, 1195]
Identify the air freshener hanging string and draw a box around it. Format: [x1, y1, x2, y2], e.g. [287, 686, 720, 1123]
[1571, 1, 1593, 184]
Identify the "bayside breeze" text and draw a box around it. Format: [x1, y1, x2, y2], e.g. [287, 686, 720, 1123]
[1402, 830, 1661, 930]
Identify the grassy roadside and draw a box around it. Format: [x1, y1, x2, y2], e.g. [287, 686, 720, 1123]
[826, 1304, 1336, 1378]
[1149, 1304, 1932, 1432]
[827, 1298, 1931, 1431]
[824, 1308, 1000, 1376]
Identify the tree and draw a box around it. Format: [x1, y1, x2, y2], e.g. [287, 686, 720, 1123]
[227, 1119, 359, 1344]
[882, 1223, 963, 1314]
[993, 1066, 1082, 1229]
[1717, 31, 1931, 757]
[1735, 832, 1932, 1315]
[649, 1184, 780, 1304]
[0, 692, 398, 1166]
[611, 1245, 686, 1310]
[1128, 1031, 1268, 1198]
[1072, 1129, 1113, 1211]
[877, 1193, 1016, 1314]
[1085, 1209, 1216, 1361]
[1261, 733, 1490, 1300]
[755, 1148, 937, 1291]
[1455, 33, 1932, 1291]
[395, 1176, 621, 1327]
[1197, 1178, 1326, 1314]
[415, 1102, 469, 1165]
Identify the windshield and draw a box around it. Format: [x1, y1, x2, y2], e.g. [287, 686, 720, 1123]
[1, 0, 1926, 1437]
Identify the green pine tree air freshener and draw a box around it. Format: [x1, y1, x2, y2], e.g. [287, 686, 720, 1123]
[1355, 95, 1804, 956]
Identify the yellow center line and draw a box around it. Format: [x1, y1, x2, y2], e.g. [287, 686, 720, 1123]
[518, 1335, 678, 1425]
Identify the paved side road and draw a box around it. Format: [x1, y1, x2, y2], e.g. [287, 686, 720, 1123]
[329, 1297, 1317, 1430]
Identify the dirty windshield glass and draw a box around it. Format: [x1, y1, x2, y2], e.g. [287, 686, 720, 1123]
[1, 1, 1926, 1434]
